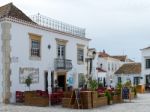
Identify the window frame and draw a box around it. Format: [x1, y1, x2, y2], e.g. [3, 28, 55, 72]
[31, 39, 41, 57]
[29, 33, 42, 60]
[146, 59, 150, 69]
[77, 48, 84, 64]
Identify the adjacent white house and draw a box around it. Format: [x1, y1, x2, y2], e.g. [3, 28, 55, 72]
[0, 3, 91, 103]
[141, 46, 150, 87]
[114, 63, 141, 86]
[91, 51, 124, 87]
[91, 50, 135, 87]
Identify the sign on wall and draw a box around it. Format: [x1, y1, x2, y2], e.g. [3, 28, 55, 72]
[19, 67, 39, 84]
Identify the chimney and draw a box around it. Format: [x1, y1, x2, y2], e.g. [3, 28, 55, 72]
[103, 49, 105, 53]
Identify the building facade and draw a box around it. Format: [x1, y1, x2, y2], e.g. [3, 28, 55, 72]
[114, 63, 141, 86]
[141, 46, 150, 87]
[0, 3, 90, 103]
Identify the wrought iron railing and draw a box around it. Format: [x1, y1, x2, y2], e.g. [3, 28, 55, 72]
[55, 58, 72, 70]
[30, 13, 85, 37]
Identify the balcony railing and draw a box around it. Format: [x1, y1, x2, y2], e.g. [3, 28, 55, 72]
[55, 58, 72, 70]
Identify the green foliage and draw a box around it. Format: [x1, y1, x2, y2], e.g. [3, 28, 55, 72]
[79, 74, 86, 88]
[89, 79, 98, 91]
[104, 90, 112, 103]
[116, 82, 122, 95]
[25, 76, 32, 87]
[124, 80, 132, 88]
[131, 86, 137, 97]
[117, 82, 122, 89]
[98, 81, 103, 88]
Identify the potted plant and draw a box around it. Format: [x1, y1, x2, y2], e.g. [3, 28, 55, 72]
[104, 90, 113, 105]
[25, 76, 32, 90]
[89, 79, 98, 91]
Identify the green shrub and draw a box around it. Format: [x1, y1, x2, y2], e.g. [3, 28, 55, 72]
[89, 79, 98, 91]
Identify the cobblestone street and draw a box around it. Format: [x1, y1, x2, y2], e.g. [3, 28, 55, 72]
[0, 93, 150, 112]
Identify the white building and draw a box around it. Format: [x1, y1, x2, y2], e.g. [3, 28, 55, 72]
[114, 63, 141, 86]
[92, 50, 134, 87]
[141, 46, 150, 88]
[0, 3, 91, 103]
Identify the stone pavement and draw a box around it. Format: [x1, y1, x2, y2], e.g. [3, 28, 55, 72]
[0, 93, 150, 112]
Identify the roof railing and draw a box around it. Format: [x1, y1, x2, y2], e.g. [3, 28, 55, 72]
[30, 13, 85, 37]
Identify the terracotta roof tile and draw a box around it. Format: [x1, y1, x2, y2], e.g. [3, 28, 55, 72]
[98, 51, 110, 57]
[110, 55, 127, 62]
[96, 67, 107, 72]
[115, 63, 141, 75]
[141, 46, 150, 50]
[0, 3, 35, 24]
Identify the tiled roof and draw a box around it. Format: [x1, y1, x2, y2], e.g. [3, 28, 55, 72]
[98, 51, 110, 57]
[115, 63, 141, 75]
[96, 67, 107, 72]
[0, 3, 35, 24]
[141, 46, 150, 50]
[110, 55, 127, 62]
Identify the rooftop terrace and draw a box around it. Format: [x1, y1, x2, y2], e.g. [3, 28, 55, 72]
[30, 13, 85, 38]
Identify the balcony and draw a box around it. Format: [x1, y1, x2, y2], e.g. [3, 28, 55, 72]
[55, 58, 72, 70]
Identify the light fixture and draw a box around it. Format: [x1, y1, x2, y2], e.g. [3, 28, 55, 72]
[48, 45, 51, 49]
[92, 51, 96, 59]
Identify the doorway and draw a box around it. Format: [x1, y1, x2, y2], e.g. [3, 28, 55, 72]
[57, 74, 66, 91]
[44, 71, 48, 92]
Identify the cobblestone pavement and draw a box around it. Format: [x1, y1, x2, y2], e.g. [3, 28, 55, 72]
[0, 93, 150, 112]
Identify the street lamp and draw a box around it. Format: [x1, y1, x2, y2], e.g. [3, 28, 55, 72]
[89, 51, 96, 76]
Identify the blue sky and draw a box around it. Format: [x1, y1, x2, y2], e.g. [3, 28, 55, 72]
[1, 0, 150, 61]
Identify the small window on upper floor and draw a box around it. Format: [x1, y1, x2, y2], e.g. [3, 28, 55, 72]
[112, 63, 114, 71]
[29, 33, 41, 60]
[31, 40, 40, 57]
[77, 44, 85, 64]
[146, 59, 150, 69]
[108, 63, 110, 71]
[77, 48, 84, 62]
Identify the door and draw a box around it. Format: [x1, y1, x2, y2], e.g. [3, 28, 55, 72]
[57, 74, 66, 91]
[103, 78, 106, 87]
[146, 75, 150, 89]
[44, 71, 48, 92]
[57, 44, 65, 59]
[51, 71, 54, 92]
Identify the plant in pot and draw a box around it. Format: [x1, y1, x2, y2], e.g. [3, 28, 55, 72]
[116, 82, 122, 95]
[104, 90, 113, 105]
[89, 79, 98, 91]
[25, 76, 32, 91]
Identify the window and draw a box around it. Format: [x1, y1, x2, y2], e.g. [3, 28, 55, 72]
[29, 33, 41, 58]
[118, 77, 122, 83]
[31, 40, 40, 57]
[78, 73, 85, 88]
[134, 77, 140, 85]
[112, 63, 114, 71]
[146, 59, 150, 69]
[77, 48, 84, 62]
[108, 63, 110, 71]
[57, 44, 65, 59]
[55, 38, 68, 59]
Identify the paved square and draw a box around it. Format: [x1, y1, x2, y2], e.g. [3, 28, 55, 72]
[0, 94, 150, 112]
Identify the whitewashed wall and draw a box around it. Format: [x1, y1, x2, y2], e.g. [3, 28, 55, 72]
[95, 56, 122, 87]
[8, 22, 89, 103]
[141, 49, 150, 84]
[0, 22, 2, 103]
[114, 74, 141, 86]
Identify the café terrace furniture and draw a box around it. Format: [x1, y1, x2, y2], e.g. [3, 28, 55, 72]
[16, 91, 24, 103]
[24, 91, 49, 107]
